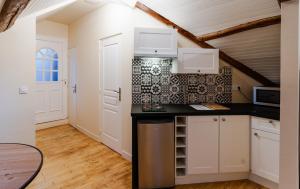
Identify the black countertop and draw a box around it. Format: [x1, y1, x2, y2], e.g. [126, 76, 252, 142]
[131, 103, 280, 120]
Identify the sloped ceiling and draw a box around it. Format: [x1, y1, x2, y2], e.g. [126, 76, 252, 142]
[139, 0, 281, 84]
[45, 0, 107, 24]
[20, 0, 77, 17]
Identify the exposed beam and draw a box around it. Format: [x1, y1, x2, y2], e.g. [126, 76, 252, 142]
[0, 0, 31, 32]
[135, 1, 276, 86]
[197, 15, 281, 41]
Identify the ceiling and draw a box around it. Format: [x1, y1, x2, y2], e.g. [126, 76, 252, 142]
[21, 0, 281, 84]
[20, 0, 77, 18]
[46, 0, 107, 24]
[139, 0, 281, 84]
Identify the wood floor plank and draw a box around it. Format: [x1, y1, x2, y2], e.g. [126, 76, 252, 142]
[28, 125, 267, 189]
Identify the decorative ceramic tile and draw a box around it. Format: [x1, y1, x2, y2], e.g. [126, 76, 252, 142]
[132, 58, 232, 104]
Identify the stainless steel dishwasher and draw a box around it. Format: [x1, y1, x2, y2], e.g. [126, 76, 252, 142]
[138, 119, 175, 189]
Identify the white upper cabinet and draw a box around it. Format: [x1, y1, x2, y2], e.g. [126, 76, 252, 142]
[219, 116, 250, 173]
[175, 48, 219, 74]
[187, 116, 219, 175]
[134, 27, 178, 57]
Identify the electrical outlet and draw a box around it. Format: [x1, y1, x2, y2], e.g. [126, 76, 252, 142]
[232, 85, 240, 91]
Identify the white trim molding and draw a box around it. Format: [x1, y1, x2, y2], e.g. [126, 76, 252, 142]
[36, 119, 69, 130]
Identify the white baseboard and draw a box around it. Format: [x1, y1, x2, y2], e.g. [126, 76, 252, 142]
[175, 172, 249, 185]
[72, 124, 102, 143]
[71, 124, 132, 162]
[249, 174, 278, 189]
[36, 119, 69, 130]
[122, 150, 132, 162]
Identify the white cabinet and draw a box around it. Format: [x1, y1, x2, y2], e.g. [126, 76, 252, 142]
[187, 116, 219, 174]
[219, 116, 250, 173]
[187, 115, 250, 175]
[251, 117, 280, 183]
[134, 27, 177, 57]
[175, 48, 219, 74]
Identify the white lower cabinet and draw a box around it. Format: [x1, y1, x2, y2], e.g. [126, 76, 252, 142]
[251, 117, 280, 183]
[187, 115, 250, 175]
[219, 116, 250, 173]
[187, 116, 219, 174]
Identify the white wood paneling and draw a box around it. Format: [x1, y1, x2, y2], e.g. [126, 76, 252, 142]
[139, 0, 281, 84]
[139, 0, 280, 35]
[208, 24, 280, 84]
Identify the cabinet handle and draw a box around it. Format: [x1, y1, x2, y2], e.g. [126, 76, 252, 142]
[154, 50, 158, 53]
[269, 120, 273, 124]
[254, 133, 259, 137]
[222, 118, 226, 122]
[213, 118, 218, 122]
[197, 70, 201, 73]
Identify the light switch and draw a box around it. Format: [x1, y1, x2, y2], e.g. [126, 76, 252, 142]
[19, 86, 29, 94]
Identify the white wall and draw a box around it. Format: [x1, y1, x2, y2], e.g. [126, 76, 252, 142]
[37, 20, 68, 39]
[0, 16, 36, 145]
[279, 1, 299, 189]
[69, 3, 262, 157]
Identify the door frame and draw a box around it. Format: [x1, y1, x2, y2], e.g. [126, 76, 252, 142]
[99, 33, 123, 154]
[36, 35, 68, 123]
[68, 48, 77, 127]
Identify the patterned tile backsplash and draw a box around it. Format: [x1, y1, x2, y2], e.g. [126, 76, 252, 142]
[132, 58, 232, 104]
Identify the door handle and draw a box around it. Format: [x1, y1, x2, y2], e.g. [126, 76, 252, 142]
[72, 84, 77, 93]
[113, 88, 121, 101]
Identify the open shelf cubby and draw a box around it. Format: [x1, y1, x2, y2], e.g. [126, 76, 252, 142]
[176, 168, 186, 177]
[176, 147, 186, 157]
[175, 116, 188, 177]
[176, 116, 187, 126]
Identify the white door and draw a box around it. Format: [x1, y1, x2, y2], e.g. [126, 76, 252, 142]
[68, 48, 77, 127]
[187, 116, 219, 174]
[100, 35, 122, 154]
[219, 116, 250, 173]
[251, 129, 280, 183]
[35, 39, 67, 124]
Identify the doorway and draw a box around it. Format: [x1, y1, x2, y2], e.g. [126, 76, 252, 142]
[100, 34, 122, 154]
[34, 37, 67, 124]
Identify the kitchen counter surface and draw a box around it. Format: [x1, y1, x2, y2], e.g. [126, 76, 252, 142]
[131, 103, 280, 120]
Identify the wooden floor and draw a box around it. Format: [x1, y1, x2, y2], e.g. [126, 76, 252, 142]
[28, 125, 267, 189]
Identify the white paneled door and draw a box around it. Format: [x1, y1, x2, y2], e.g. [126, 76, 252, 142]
[100, 35, 122, 154]
[35, 39, 67, 124]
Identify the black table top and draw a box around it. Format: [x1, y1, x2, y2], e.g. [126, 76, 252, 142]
[131, 103, 280, 120]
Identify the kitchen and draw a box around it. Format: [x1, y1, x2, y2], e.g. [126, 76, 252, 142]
[0, 0, 298, 189]
[131, 27, 280, 189]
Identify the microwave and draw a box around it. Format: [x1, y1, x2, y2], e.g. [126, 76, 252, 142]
[253, 87, 280, 107]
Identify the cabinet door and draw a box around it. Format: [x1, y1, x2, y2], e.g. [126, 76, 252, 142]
[187, 116, 219, 175]
[251, 129, 280, 183]
[219, 116, 250, 173]
[134, 28, 177, 57]
[177, 48, 219, 74]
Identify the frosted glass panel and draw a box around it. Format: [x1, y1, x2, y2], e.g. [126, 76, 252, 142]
[36, 71, 43, 81]
[44, 71, 51, 81]
[52, 72, 58, 81]
[36, 48, 59, 82]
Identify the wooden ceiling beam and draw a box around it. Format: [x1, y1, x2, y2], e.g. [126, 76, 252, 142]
[0, 0, 31, 32]
[197, 15, 281, 41]
[135, 1, 276, 86]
